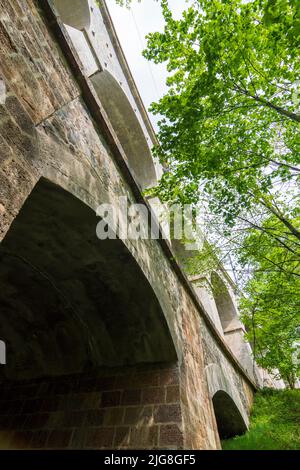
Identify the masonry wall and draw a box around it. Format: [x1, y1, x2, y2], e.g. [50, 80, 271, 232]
[0, 364, 183, 449]
[200, 317, 255, 417]
[0, 0, 256, 450]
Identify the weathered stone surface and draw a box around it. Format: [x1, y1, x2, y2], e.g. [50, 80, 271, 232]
[0, 0, 258, 450]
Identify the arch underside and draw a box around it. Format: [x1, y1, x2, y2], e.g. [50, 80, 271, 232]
[211, 272, 241, 332]
[0, 178, 177, 380]
[91, 71, 157, 190]
[205, 363, 249, 440]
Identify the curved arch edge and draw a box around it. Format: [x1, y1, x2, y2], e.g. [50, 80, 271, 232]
[210, 271, 243, 332]
[205, 363, 249, 432]
[53, 0, 91, 30]
[90, 70, 158, 190]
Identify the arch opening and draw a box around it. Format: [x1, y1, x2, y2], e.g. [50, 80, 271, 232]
[53, 0, 91, 31]
[0, 178, 179, 449]
[212, 390, 248, 440]
[0, 178, 176, 379]
[91, 71, 157, 190]
[210, 273, 255, 374]
[53, 0, 98, 77]
[210, 272, 240, 333]
[0, 341, 5, 365]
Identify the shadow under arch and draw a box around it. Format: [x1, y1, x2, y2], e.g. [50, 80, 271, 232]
[53, 0, 91, 30]
[0, 178, 177, 380]
[205, 363, 249, 440]
[212, 390, 248, 439]
[210, 271, 241, 333]
[91, 70, 157, 190]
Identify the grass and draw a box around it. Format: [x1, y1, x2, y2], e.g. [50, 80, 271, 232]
[222, 388, 300, 450]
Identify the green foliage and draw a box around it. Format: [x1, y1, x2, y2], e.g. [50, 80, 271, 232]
[222, 388, 300, 450]
[144, 0, 300, 226]
[238, 215, 300, 388]
[238, 214, 300, 278]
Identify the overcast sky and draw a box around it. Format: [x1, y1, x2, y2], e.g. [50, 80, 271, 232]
[106, 0, 189, 128]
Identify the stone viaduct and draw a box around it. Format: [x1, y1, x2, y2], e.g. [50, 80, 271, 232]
[0, 0, 261, 449]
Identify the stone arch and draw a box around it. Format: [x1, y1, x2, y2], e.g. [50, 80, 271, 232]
[0, 177, 177, 380]
[210, 272, 255, 374]
[212, 391, 248, 439]
[35, 124, 180, 362]
[91, 70, 157, 190]
[205, 363, 248, 439]
[53, 0, 91, 30]
[210, 272, 240, 333]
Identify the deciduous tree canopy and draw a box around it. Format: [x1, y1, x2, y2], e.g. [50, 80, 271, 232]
[143, 0, 299, 229]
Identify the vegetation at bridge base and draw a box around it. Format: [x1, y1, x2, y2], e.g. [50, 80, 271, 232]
[222, 388, 300, 450]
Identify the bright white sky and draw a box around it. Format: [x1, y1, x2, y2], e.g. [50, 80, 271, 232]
[106, 0, 189, 129]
